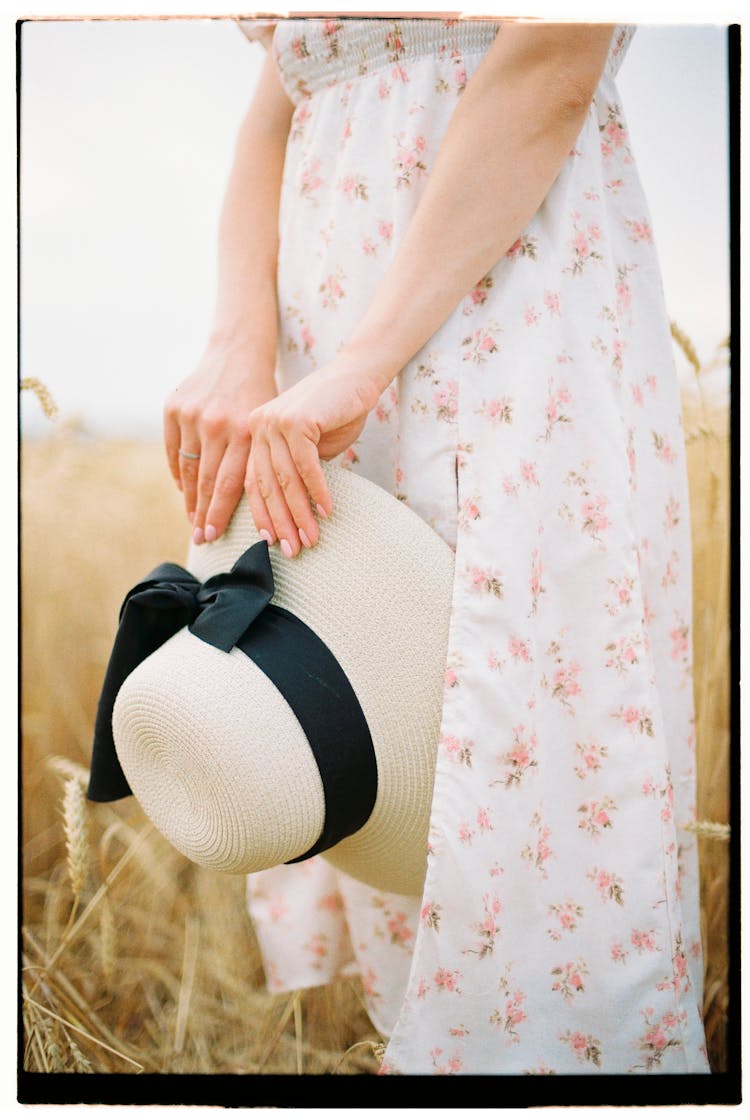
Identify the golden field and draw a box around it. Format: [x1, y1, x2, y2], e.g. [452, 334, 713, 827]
[19, 334, 731, 1076]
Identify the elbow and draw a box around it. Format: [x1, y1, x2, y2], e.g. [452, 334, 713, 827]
[553, 68, 599, 118]
[523, 66, 598, 145]
[479, 23, 613, 129]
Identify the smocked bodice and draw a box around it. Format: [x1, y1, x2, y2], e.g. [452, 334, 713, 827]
[239, 18, 636, 104]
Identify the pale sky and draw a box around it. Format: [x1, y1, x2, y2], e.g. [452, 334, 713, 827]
[18, 17, 731, 438]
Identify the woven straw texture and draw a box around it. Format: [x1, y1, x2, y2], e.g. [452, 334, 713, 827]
[113, 462, 455, 895]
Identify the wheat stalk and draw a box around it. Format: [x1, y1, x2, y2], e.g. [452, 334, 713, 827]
[99, 894, 116, 985]
[293, 990, 304, 1075]
[173, 915, 200, 1056]
[44, 822, 155, 977]
[331, 1038, 386, 1073]
[20, 377, 59, 420]
[670, 320, 702, 374]
[69, 1037, 94, 1073]
[23, 994, 144, 1071]
[47, 755, 91, 788]
[683, 820, 731, 841]
[61, 779, 89, 902]
[372, 1040, 387, 1063]
[35, 1007, 64, 1071]
[23, 932, 145, 1067]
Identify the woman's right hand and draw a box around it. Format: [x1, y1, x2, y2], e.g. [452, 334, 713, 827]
[164, 334, 277, 545]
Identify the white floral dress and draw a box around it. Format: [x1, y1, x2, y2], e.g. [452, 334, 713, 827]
[238, 17, 710, 1075]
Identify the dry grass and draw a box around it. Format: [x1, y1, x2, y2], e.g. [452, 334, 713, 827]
[20, 331, 731, 1074]
[675, 327, 732, 1074]
[20, 436, 381, 1075]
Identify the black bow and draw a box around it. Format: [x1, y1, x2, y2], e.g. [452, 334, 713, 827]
[88, 541, 275, 801]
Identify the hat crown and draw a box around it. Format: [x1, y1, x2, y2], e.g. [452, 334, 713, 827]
[113, 463, 455, 895]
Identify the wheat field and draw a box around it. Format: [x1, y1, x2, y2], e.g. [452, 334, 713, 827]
[19, 332, 731, 1079]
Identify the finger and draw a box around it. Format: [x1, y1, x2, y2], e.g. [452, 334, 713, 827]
[245, 448, 277, 546]
[285, 427, 332, 528]
[163, 399, 183, 492]
[203, 440, 251, 542]
[191, 437, 228, 545]
[177, 428, 202, 520]
[269, 437, 321, 553]
[251, 439, 301, 557]
[273, 430, 326, 547]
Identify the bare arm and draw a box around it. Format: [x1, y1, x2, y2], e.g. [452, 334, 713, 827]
[164, 46, 294, 541]
[245, 21, 615, 556]
[344, 21, 615, 382]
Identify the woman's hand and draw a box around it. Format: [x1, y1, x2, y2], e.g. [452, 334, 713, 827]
[244, 356, 385, 556]
[163, 40, 293, 545]
[164, 334, 278, 544]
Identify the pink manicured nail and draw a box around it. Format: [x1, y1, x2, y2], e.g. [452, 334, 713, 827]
[316, 504, 329, 520]
[192, 526, 204, 546]
[204, 524, 217, 543]
[280, 539, 293, 559]
[299, 529, 312, 549]
[259, 529, 273, 545]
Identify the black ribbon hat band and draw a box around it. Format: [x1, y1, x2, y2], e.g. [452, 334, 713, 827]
[88, 540, 378, 864]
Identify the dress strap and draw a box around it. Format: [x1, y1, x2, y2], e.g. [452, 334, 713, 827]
[606, 24, 637, 78]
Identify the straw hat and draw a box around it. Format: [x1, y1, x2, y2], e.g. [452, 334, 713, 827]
[96, 463, 455, 896]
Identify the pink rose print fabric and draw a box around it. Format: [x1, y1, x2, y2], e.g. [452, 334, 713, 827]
[237, 17, 709, 1074]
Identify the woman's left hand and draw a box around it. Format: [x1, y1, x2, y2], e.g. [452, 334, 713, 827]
[245, 357, 385, 556]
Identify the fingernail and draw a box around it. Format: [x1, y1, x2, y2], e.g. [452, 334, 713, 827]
[280, 539, 293, 559]
[299, 528, 312, 549]
[316, 504, 329, 520]
[259, 529, 273, 545]
[204, 524, 217, 543]
[193, 526, 204, 545]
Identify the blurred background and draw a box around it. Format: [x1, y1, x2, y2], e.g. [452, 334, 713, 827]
[18, 16, 734, 1085]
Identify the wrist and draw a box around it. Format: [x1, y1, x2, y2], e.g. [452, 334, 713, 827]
[335, 327, 406, 398]
[205, 324, 277, 390]
[338, 263, 446, 394]
[209, 276, 279, 370]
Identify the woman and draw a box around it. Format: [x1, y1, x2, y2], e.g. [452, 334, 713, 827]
[163, 17, 709, 1074]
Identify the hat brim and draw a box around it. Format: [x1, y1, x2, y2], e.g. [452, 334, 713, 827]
[113, 462, 455, 895]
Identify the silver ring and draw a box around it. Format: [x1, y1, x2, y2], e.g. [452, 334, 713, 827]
[179, 448, 201, 461]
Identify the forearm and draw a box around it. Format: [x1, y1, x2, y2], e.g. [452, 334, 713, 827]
[240, 24, 616, 553]
[165, 51, 294, 537]
[208, 52, 294, 381]
[341, 22, 615, 391]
